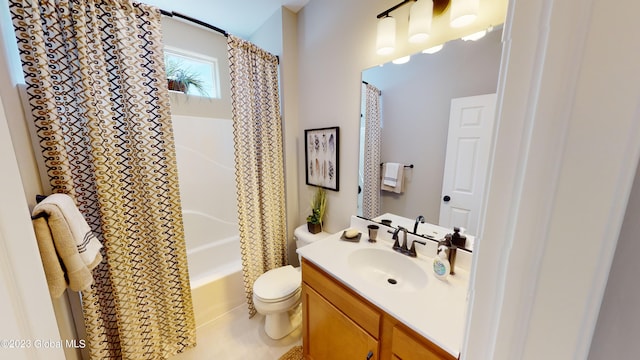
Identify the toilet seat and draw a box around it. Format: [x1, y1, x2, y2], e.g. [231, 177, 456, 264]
[255, 287, 301, 304]
[253, 265, 301, 303]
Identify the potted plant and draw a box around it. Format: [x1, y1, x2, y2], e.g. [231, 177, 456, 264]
[165, 58, 208, 96]
[306, 187, 326, 234]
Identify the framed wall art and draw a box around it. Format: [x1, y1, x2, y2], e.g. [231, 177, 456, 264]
[305, 126, 339, 191]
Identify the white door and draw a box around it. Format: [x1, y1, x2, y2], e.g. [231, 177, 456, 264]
[439, 93, 497, 235]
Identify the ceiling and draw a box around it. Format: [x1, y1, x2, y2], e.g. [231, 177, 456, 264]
[140, 0, 310, 39]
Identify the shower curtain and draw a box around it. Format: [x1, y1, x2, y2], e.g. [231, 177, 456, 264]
[362, 83, 382, 218]
[10, 0, 196, 358]
[228, 35, 287, 317]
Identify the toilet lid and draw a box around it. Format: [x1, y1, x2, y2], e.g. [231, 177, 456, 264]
[253, 265, 301, 300]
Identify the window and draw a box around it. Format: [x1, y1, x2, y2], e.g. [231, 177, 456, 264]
[164, 46, 220, 99]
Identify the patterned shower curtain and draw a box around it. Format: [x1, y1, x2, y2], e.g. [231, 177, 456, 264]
[362, 83, 382, 218]
[10, 0, 196, 358]
[228, 35, 287, 317]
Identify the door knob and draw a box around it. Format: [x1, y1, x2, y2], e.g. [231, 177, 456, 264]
[366, 351, 374, 360]
[443, 195, 451, 202]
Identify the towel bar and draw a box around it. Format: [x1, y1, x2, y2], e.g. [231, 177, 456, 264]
[380, 163, 414, 168]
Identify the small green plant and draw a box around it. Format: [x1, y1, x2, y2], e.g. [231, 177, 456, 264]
[165, 57, 208, 96]
[306, 188, 327, 226]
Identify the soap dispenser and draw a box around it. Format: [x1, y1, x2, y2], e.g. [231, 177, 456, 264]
[433, 245, 451, 280]
[438, 234, 457, 275]
[451, 227, 467, 248]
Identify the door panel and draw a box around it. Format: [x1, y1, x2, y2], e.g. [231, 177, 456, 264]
[440, 93, 496, 234]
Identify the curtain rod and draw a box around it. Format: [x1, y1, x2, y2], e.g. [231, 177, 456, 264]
[159, 9, 280, 64]
[160, 9, 228, 37]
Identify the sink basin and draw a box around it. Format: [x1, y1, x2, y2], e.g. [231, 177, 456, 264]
[347, 248, 428, 291]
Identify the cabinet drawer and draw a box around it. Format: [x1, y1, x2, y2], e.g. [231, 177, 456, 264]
[302, 259, 380, 339]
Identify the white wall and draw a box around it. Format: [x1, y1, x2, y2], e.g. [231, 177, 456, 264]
[362, 30, 502, 223]
[466, 0, 640, 358]
[588, 159, 640, 359]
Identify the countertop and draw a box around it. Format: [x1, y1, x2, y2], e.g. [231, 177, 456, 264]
[297, 216, 470, 358]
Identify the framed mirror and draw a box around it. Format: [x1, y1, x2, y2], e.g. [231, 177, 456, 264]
[358, 27, 503, 241]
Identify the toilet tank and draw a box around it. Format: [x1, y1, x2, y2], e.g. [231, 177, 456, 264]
[294, 224, 330, 250]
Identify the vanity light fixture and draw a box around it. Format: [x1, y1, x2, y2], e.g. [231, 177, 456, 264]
[375, 0, 453, 55]
[422, 44, 444, 54]
[450, 0, 479, 28]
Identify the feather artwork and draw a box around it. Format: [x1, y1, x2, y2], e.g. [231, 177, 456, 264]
[329, 134, 335, 155]
[328, 161, 334, 181]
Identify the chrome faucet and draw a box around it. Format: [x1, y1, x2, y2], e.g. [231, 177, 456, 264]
[413, 215, 425, 233]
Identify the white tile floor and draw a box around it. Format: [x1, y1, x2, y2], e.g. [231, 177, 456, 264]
[171, 304, 302, 360]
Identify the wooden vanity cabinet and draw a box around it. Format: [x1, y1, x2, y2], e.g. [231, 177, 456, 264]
[301, 259, 457, 360]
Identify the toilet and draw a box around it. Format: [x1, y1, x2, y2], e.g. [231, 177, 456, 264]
[252, 224, 330, 339]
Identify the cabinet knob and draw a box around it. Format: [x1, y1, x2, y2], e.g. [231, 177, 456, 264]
[443, 195, 451, 202]
[366, 350, 374, 359]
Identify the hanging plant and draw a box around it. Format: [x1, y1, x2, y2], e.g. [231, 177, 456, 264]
[165, 58, 208, 96]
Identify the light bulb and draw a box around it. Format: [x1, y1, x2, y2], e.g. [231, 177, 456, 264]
[450, 0, 479, 28]
[408, 0, 433, 44]
[376, 16, 396, 55]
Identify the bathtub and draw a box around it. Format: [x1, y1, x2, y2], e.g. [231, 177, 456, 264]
[187, 235, 245, 328]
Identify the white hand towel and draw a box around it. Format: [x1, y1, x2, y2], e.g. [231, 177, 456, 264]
[381, 163, 406, 194]
[33, 194, 103, 269]
[383, 162, 401, 187]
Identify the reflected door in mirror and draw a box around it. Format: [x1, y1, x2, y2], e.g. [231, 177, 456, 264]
[439, 93, 496, 235]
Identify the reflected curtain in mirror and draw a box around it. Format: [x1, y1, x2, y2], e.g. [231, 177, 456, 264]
[362, 83, 382, 218]
[228, 35, 287, 317]
[9, 0, 196, 358]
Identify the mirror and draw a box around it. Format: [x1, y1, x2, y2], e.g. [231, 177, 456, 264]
[358, 28, 503, 243]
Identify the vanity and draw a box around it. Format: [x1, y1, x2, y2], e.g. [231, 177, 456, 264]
[297, 215, 472, 360]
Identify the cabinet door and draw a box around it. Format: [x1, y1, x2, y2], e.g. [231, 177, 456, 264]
[303, 284, 378, 360]
[391, 325, 451, 360]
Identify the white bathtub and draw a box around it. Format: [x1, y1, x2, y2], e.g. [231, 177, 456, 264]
[173, 115, 245, 327]
[187, 235, 245, 328]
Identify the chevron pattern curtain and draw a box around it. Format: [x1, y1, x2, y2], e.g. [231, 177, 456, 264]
[228, 35, 287, 317]
[362, 83, 382, 218]
[10, 1, 196, 358]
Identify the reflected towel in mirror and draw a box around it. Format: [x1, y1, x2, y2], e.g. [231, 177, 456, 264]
[381, 163, 405, 193]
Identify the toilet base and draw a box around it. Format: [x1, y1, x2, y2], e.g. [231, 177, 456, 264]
[264, 304, 302, 340]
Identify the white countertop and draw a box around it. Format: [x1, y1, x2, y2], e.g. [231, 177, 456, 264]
[297, 216, 471, 357]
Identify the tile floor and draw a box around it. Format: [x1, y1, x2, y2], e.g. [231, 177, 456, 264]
[171, 304, 302, 360]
